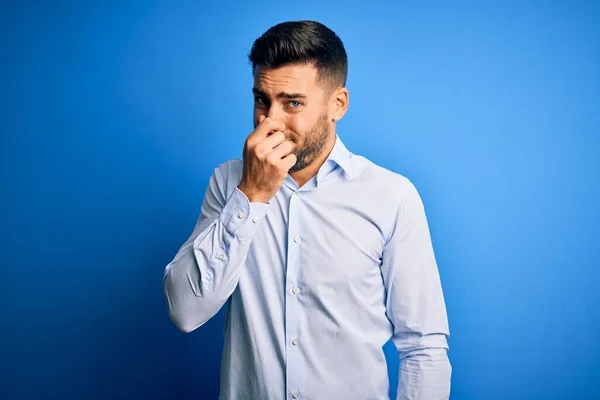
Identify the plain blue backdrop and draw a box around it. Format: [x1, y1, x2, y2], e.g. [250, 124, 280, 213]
[1, 1, 599, 399]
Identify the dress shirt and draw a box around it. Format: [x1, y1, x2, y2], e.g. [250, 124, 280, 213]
[163, 133, 451, 400]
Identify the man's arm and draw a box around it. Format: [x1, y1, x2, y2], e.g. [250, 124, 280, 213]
[164, 117, 296, 333]
[380, 179, 451, 400]
[163, 162, 270, 333]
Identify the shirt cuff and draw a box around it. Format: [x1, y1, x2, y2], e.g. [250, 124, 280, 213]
[219, 187, 271, 239]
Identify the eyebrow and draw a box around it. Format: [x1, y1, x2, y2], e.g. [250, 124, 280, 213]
[252, 88, 307, 99]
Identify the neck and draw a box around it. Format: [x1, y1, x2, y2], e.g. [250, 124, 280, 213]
[289, 130, 337, 188]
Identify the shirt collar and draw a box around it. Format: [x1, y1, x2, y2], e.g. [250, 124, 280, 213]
[324, 133, 353, 179]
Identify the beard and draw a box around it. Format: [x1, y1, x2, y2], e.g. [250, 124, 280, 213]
[287, 111, 330, 173]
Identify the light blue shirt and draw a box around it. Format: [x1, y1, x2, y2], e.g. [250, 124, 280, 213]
[163, 134, 451, 400]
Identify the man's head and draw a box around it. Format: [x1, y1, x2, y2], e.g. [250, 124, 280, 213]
[249, 20, 349, 173]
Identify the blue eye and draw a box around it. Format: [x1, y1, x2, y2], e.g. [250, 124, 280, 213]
[289, 101, 302, 108]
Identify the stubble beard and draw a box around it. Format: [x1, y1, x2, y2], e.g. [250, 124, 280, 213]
[287, 111, 330, 173]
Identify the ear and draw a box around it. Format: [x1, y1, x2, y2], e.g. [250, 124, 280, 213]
[329, 86, 349, 122]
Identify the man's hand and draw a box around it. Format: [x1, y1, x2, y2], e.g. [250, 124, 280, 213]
[237, 117, 297, 203]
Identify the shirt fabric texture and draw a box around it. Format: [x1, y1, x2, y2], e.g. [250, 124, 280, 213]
[163, 134, 451, 400]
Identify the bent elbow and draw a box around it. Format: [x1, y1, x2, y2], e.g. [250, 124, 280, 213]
[168, 307, 201, 334]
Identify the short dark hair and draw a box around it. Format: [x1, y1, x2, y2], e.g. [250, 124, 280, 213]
[248, 20, 348, 90]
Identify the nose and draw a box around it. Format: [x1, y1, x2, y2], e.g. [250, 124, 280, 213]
[266, 104, 286, 123]
[256, 106, 286, 128]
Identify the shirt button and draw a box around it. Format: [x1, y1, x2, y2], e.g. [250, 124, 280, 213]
[292, 392, 299, 399]
[237, 211, 245, 219]
[218, 254, 225, 261]
[252, 216, 260, 223]
[292, 287, 300, 294]
[294, 236, 301, 243]
[292, 338, 299, 345]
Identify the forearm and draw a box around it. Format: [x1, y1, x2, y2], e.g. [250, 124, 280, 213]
[163, 220, 252, 333]
[164, 186, 269, 333]
[397, 348, 451, 400]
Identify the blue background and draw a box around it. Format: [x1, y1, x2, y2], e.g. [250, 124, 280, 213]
[1, 1, 599, 399]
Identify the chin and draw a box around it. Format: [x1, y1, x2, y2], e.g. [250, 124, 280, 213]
[289, 158, 309, 173]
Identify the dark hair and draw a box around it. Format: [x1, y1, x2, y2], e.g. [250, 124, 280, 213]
[248, 20, 348, 90]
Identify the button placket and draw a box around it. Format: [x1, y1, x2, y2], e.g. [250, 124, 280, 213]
[285, 190, 305, 399]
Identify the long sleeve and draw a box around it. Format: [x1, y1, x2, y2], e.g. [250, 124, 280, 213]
[380, 179, 452, 400]
[163, 162, 270, 333]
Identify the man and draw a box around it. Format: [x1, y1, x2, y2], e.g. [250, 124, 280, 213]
[163, 20, 451, 400]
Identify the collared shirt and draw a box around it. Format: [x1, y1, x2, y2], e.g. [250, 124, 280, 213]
[163, 134, 451, 400]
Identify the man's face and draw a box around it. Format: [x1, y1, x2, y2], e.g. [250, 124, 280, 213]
[253, 63, 332, 173]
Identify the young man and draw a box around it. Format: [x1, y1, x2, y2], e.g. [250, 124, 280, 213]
[163, 20, 451, 400]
